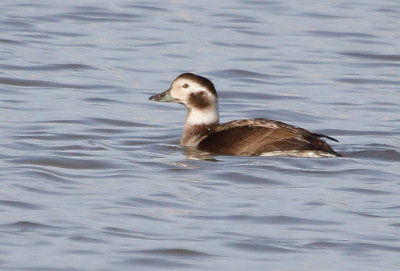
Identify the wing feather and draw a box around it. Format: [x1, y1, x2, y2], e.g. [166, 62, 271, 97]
[198, 119, 339, 156]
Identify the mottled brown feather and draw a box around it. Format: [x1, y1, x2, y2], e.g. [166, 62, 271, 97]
[197, 119, 339, 156]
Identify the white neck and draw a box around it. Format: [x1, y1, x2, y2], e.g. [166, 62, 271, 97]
[181, 107, 219, 147]
[185, 106, 219, 126]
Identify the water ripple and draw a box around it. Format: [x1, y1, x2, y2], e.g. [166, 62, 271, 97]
[0, 77, 111, 89]
[59, 11, 144, 22]
[184, 215, 342, 226]
[208, 69, 272, 79]
[89, 118, 153, 127]
[332, 187, 393, 195]
[212, 41, 272, 49]
[306, 30, 376, 39]
[229, 241, 296, 253]
[304, 241, 400, 253]
[1, 221, 63, 231]
[134, 248, 212, 257]
[16, 168, 76, 184]
[299, 12, 349, 19]
[0, 200, 42, 210]
[336, 78, 400, 85]
[216, 172, 284, 185]
[342, 52, 400, 62]
[123, 4, 169, 12]
[10, 156, 117, 170]
[119, 197, 192, 210]
[69, 236, 106, 244]
[0, 63, 95, 71]
[123, 258, 193, 268]
[0, 38, 23, 45]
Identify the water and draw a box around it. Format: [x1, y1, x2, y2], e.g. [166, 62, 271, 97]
[1, 0, 399, 270]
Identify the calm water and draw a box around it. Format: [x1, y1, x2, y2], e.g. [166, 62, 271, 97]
[1, 0, 400, 270]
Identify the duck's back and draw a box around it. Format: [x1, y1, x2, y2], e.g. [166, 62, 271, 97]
[197, 118, 340, 157]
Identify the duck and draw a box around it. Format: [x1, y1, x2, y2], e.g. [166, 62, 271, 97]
[149, 73, 341, 158]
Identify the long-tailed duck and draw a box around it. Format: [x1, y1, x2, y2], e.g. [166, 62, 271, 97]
[149, 73, 341, 158]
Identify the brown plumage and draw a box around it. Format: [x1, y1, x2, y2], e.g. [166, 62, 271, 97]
[149, 73, 341, 158]
[198, 119, 340, 156]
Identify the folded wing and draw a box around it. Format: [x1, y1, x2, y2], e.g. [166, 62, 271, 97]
[198, 119, 339, 156]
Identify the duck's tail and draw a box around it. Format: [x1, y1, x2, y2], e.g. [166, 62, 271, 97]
[312, 133, 339, 143]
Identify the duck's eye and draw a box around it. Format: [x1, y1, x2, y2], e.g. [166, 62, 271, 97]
[182, 83, 189, 89]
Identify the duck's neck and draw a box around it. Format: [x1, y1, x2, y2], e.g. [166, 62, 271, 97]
[181, 106, 219, 147]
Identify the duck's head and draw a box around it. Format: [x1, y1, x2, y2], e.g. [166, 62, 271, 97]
[149, 73, 219, 126]
[149, 73, 217, 106]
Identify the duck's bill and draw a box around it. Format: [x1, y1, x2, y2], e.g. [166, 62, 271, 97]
[149, 90, 179, 102]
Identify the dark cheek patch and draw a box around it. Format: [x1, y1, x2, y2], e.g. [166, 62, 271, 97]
[188, 92, 211, 109]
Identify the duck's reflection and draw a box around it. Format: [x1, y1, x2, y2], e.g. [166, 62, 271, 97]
[183, 147, 219, 162]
